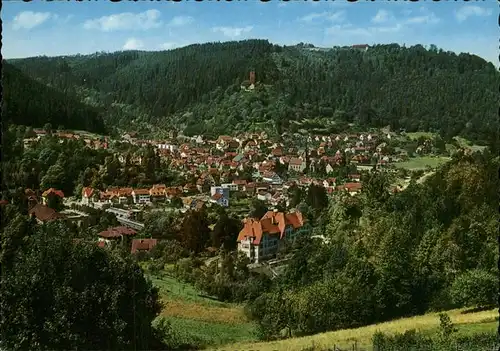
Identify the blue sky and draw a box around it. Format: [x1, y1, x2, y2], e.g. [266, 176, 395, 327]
[2, 1, 498, 66]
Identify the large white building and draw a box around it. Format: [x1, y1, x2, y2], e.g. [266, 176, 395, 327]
[237, 210, 308, 263]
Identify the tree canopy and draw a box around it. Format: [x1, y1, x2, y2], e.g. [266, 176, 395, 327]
[0, 218, 162, 350]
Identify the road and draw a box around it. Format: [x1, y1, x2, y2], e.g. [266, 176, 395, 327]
[398, 171, 435, 191]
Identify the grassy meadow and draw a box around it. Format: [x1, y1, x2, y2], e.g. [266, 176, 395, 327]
[211, 308, 498, 351]
[148, 273, 258, 348]
[405, 131, 437, 140]
[394, 156, 451, 170]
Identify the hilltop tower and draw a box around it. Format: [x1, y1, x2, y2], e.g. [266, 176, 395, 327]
[249, 70, 256, 85]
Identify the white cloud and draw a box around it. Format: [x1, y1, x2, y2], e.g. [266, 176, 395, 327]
[404, 7, 440, 25]
[299, 11, 346, 23]
[123, 38, 144, 50]
[212, 26, 253, 39]
[300, 12, 326, 23]
[325, 24, 370, 37]
[83, 10, 162, 31]
[455, 6, 493, 22]
[404, 13, 439, 25]
[325, 22, 403, 38]
[328, 11, 346, 23]
[371, 10, 393, 24]
[159, 42, 178, 50]
[168, 16, 194, 27]
[12, 11, 54, 30]
[59, 14, 74, 24]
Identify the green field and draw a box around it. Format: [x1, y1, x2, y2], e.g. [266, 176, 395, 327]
[211, 308, 498, 351]
[454, 136, 487, 152]
[393, 156, 451, 170]
[148, 273, 258, 348]
[71, 130, 105, 139]
[406, 131, 436, 140]
[162, 316, 257, 348]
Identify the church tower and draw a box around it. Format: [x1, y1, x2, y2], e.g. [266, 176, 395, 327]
[249, 71, 256, 85]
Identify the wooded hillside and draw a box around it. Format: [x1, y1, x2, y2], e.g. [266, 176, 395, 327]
[2, 62, 107, 134]
[7, 40, 498, 148]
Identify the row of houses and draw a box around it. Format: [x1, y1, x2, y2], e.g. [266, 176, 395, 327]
[25, 130, 109, 150]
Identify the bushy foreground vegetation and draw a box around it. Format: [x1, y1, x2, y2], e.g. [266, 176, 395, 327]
[240, 151, 498, 341]
[212, 309, 498, 351]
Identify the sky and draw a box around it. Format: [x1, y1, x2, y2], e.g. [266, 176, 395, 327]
[2, 0, 498, 66]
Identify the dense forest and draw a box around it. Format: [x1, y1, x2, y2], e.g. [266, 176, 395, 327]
[2, 62, 107, 134]
[246, 150, 499, 339]
[7, 40, 499, 150]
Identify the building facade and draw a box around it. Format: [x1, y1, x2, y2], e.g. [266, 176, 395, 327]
[237, 210, 309, 263]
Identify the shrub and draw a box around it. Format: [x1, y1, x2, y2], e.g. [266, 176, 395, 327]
[372, 329, 433, 351]
[449, 269, 498, 308]
[152, 317, 202, 350]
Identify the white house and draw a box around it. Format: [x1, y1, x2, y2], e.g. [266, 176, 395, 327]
[221, 183, 239, 192]
[326, 163, 335, 174]
[210, 193, 229, 207]
[262, 171, 283, 185]
[81, 187, 99, 206]
[257, 192, 272, 202]
[216, 136, 233, 151]
[288, 157, 306, 173]
[210, 186, 230, 206]
[157, 143, 178, 152]
[131, 189, 151, 204]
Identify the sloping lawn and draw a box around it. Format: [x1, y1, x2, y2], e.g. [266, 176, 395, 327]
[393, 156, 451, 170]
[211, 308, 497, 351]
[148, 273, 258, 348]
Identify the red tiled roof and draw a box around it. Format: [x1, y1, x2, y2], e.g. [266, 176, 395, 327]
[42, 188, 65, 198]
[29, 204, 65, 222]
[133, 189, 151, 195]
[25, 188, 36, 196]
[237, 210, 305, 244]
[218, 135, 233, 142]
[289, 157, 304, 166]
[337, 182, 362, 192]
[105, 187, 133, 197]
[82, 187, 94, 198]
[150, 188, 165, 196]
[232, 179, 247, 185]
[98, 226, 137, 239]
[212, 193, 223, 201]
[131, 239, 157, 253]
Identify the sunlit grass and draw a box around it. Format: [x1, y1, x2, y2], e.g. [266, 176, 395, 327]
[211, 308, 497, 351]
[394, 156, 451, 170]
[149, 273, 258, 347]
[406, 132, 436, 140]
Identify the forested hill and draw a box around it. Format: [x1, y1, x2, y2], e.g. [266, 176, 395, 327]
[8, 40, 499, 148]
[2, 62, 107, 134]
